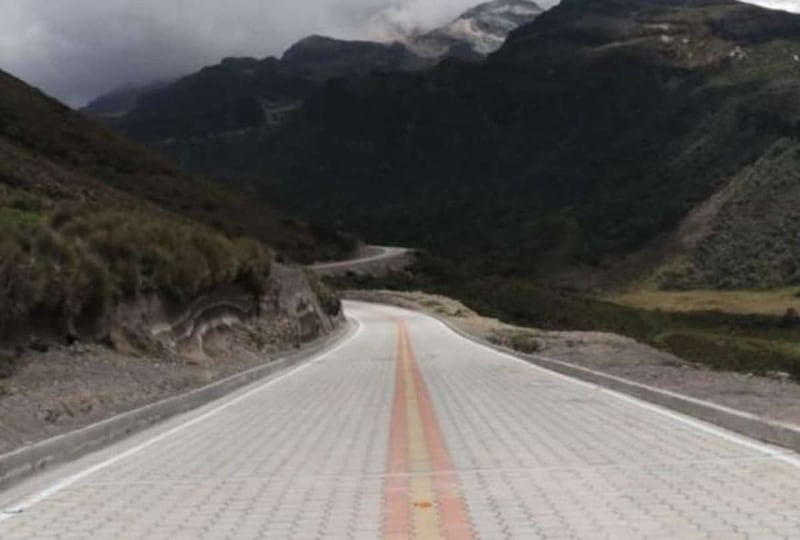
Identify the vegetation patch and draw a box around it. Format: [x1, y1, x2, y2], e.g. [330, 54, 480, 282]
[488, 329, 542, 354]
[608, 288, 800, 316]
[306, 271, 342, 316]
[0, 203, 272, 333]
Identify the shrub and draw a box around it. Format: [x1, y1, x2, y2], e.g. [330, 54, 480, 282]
[233, 238, 272, 295]
[0, 226, 46, 321]
[488, 330, 542, 354]
[306, 271, 342, 316]
[508, 332, 542, 354]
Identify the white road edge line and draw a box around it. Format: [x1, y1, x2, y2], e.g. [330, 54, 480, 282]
[356, 301, 800, 469]
[0, 318, 363, 521]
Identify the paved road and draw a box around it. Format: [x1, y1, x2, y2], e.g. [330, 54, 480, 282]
[310, 246, 411, 274]
[2, 302, 800, 539]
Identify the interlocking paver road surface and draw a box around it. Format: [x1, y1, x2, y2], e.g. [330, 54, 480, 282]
[2, 301, 800, 539]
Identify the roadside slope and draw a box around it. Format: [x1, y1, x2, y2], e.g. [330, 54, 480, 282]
[0, 67, 345, 457]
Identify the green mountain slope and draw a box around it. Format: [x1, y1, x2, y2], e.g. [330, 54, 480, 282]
[0, 68, 348, 349]
[0, 69, 351, 263]
[261, 0, 800, 288]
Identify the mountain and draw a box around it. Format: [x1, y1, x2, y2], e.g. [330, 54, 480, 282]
[407, 0, 544, 58]
[92, 0, 543, 183]
[260, 0, 800, 290]
[282, 35, 429, 80]
[104, 37, 432, 185]
[112, 40, 428, 144]
[114, 57, 316, 142]
[81, 80, 171, 117]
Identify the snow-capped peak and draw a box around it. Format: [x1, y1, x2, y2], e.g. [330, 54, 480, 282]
[408, 0, 545, 58]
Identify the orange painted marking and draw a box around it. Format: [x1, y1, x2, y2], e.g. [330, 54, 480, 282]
[385, 325, 411, 539]
[384, 321, 475, 540]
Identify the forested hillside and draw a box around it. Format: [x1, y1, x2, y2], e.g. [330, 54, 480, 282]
[263, 0, 800, 289]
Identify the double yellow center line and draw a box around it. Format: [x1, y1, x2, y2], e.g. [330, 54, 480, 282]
[384, 321, 475, 540]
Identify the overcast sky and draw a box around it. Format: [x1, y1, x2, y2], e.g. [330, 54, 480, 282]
[0, 0, 796, 108]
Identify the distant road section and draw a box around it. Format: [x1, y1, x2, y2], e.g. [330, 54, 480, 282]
[310, 245, 414, 276]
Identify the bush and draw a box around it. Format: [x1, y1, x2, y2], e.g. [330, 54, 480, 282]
[0, 226, 46, 320]
[488, 329, 542, 354]
[306, 271, 341, 316]
[233, 238, 272, 296]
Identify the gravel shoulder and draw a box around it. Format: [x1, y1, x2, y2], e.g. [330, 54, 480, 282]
[0, 317, 343, 455]
[347, 289, 800, 428]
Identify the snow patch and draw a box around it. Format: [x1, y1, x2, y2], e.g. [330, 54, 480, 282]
[407, 0, 544, 57]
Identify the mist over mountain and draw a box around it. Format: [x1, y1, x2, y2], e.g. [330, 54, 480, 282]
[81, 80, 173, 117]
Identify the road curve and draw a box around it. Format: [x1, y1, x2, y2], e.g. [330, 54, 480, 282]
[310, 246, 412, 275]
[1, 301, 800, 539]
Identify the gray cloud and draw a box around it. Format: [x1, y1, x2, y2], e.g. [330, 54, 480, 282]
[0, 0, 793, 108]
[0, 0, 522, 107]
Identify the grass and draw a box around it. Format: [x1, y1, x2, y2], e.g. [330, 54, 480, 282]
[608, 288, 800, 316]
[488, 329, 542, 354]
[0, 185, 45, 226]
[464, 280, 800, 381]
[0, 203, 273, 328]
[0, 207, 42, 227]
[305, 271, 342, 316]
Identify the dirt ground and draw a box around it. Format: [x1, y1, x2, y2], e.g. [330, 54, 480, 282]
[347, 290, 800, 427]
[0, 314, 339, 455]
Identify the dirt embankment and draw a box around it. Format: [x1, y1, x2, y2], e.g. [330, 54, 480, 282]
[347, 290, 800, 428]
[0, 264, 342, 454]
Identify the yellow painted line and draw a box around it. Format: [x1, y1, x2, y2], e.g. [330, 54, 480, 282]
[401, 329, 444, 539]
[386, 321, 474, 540]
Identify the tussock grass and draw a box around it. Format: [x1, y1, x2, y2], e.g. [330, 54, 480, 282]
[0, 200, 272, 326]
